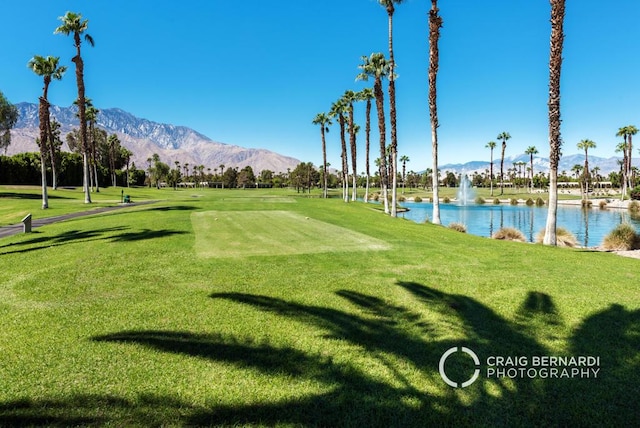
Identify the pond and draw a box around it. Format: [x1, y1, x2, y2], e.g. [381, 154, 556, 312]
[397, 201, 640, 247]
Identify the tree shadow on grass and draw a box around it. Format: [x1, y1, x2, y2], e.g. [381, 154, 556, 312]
[0, 192, 74, 200]
[2, 282, 637, 426]
[0, 227, 186, 255]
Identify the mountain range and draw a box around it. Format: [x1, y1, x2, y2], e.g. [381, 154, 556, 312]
[8, 102, 301, 173]
[440, 153, 636, 177]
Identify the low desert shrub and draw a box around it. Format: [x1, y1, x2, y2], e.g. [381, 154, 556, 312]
[475, 197, 486, 204]
[493, 198, 501, 205]
[599, 200, 607, 209]
[492, 227, 526, 242]
[535, 227, 579, 248]
[414, 196, 422, 203]
[535, 197, 545, 207]
[443, 196, 451, 203]
[398, 195, 406, 202]
[630, 186, 640, 200]
[602, 223, 640, 251]
[581, 199, 592, 208]
[372, 193, 380, 201]
[448, 222, 467, 233]
[525, 198, 534, 206]
[510, 198, 519, 205]
[629, 200, 640, 213]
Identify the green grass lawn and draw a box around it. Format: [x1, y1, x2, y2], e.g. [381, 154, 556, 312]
[0, 186, 638, 426]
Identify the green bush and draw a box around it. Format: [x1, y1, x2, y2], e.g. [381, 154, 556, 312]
[448, 222, 467, 233]
[581, 199, 592, 208]
[398, 195, 406, 202]
[535, 197, 545, 206]
[536, 227, 579, 248]
[599, 200, 607, 209]
[630, 186, 640, 200]
[629, 200, 640, 213]
[475, 197, 486, 204]
[602, 223, 640, 251]
[443, 196, 451, 203]
[510, 198, 519, 205]
[492, 227, 526, 242]
[525, 198, 534, 206]
[414, 196, 422, 203]
[493, 198, 501, 205]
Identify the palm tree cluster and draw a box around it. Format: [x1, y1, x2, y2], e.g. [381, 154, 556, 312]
[313, 1, 406, 218]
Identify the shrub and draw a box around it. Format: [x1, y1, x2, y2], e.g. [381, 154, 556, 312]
[510, 198, 519, 205]
[475, 196, 486, 204]
[398, 195, 406, 202]
[492, 227, 526, 242]
[414, 196, 422, 203]
[525, 198, 534, 206]
[448, 222, 467, 233]
[429, 197, 434, 203]
[535, 197, 545, 207]
[581, 199, 592, 208]
[630, 186, 640, 200]
[535, 227, 579, 248]
[629, 200, 640, 213]
[493, 198, 501, 205]
[599, 200, 607, 209]
[602, 223, 640, 251]
[372, 193, 379, 201]
[443, 196, 451, 203]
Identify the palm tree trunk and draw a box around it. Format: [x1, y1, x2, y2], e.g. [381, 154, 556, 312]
[339, 115, 349, 202]
[73, 41, 91, 203]
[38, 97, 49, 209]
[374, 77, 389, 214]
[500, 143, 506, 195]
[348, 109, 357, 202]
[387, 10, 398, 217]
[321, 127, 328, 198]
[364, 99, 371, 203]
[544, 0, 565, 246]
[489, 149, 494, 197]
[429, 0, 442, 224]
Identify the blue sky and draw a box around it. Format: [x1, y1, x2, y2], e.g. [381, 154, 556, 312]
[2, 0, 640, 171]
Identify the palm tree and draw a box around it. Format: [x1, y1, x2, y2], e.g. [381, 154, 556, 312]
[329, 98, 349, 202]
[616, 125, 638, 196]
[543, 0, 565, 246]
[312, 112, 332, 198]
[343, 90, 359, 202]
[357, 88, 374, 202]
[428, 0, 443, 224]
[496, 132, 511, 195]
[399, 155, 410, 194]
[27, 55, 67, 209]
[219, 164, 225, 188]
[524, 145, 538, 192]
[577, 139, 596, 200]
[485, 141, 497, 196]
[357, 53, 390, 214]
[121, 147, 133, 187]
[85, 102, 100, 192]
[378, 0, 404, 217]
[55, 11, 95, 204]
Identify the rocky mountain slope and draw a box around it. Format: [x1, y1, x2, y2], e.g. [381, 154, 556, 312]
[8, 102, 300, 173]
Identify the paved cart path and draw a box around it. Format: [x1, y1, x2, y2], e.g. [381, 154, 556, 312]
[0, 201, 156, 239]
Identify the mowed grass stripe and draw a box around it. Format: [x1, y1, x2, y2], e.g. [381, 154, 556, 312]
[192, 210, 390, 258]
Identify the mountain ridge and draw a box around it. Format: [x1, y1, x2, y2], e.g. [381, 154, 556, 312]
[9, 102, 300, 173]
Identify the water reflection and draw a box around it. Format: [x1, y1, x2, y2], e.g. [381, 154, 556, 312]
[399, 202, 640, 247]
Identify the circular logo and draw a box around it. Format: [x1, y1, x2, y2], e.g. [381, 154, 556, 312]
[439, 346, 481, 388]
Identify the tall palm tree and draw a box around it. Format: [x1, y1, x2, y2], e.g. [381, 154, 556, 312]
[55, 11, 94, 204]
[428, 0, 443, 224]
[524, 145, 538, 192]
[28, 55, 67, 209]
[616, 125, 638, 196]
[85, 102, 100, 192]
[343, 90, 359, 202]
[577, 138, 596, 200]
[312, 112, 332, 198]
[496, 131, 511, 195]
[399, 155, 410, 194]
[543, 0, 565, 246]
[485, 141, 497, 196]
[219, 164, 225, 188]
[378, 0, 404, 217]
[357, 88, 374, 202]
[329, 98, 349, 202]
[121, 147, 133, 187]
[357, 53, 390, 214]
